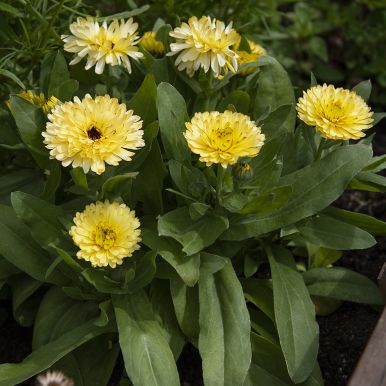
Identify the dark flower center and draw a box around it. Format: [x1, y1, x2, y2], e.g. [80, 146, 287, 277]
[87, 126, 102, 140]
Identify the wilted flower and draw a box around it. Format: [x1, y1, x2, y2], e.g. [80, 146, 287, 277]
[69, 200, 141, 268]
[42, 94, 144, 175]
[184, 110, 265, 167]
[6, 90, 59, 113]
[297, 84, 374, 140]
[140, 31, 164, 55]
[235, 39, 266, 76]
[62, 17, 143, 74]
[168, 16, 239, 77]
[35, 370, 74, 386]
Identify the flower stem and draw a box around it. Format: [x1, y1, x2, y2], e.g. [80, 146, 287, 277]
[216, 164, 225, 209]
[315, 137, 327, 161]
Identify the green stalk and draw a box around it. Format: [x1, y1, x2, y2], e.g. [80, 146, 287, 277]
[315, 137, 327, 161]
[40, 0, 65, 49]
[216, 164, 225, 210]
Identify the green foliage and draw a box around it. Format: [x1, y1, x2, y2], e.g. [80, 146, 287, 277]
[0, 2, 385, 385]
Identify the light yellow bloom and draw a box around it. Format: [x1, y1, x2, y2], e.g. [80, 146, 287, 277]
[42, 94, 144, 175]
[69, 201, 141, 268]
[297, 84, 374, 140]
[168, 16, 239, 77]
[6, 91, 59, 113]
[184, 110, 265, 167]
[62, 17, 143, 74]
[36, 371, 74, 386]
[140, 31, 164, 55]
[235, 39, 266, 76]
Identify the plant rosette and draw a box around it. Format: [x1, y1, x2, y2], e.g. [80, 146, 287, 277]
[0, 11, 385, 386]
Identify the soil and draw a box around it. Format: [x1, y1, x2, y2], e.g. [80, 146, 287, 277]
[1, 133, 386, 386]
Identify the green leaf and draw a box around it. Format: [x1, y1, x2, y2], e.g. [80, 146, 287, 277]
[0, 318, 112, 386]
[0, 205, 67, 285]
[199, 262, 251, 386]
[132, 140, 166, 214]
[0, 68, 25, 88]
[218, 90, 250, 114]
[352, 80, 372, 102]
[310, 247, 342, 268]
[142, 228, 200, 286]
[81, 269, 129, 295]
[325, 207, 386, 236]
[157, 82, 190, 162]
[249, 307, 279, 345]
[55, 336, 119, 386]
[158, 206, 229, 255]
[48, 51, 79, 101]
[242, 279, 275, 321]
[11, 274, 42, 326]
[33, 287, 100, 349]
[304, 267, 383, 305]
[150, 280, 185, 359]
[254, 56, 295, 121]
[268, 246, 319, 383]
[11, 191, 66, 247]
[41, 161, 62, 202]
[0, 169, 43, 204]
[127, 74, 157, 127]
[101, 5, 150, 20]
[113, 291, 180, 386]
[9, 96, 48, 168]
[222, 144, 372, 240]
[168, 160, 210, 200]
[101, 172, 138, 199]
[240, 186, 292, 215]
[373, 112, 386, 126]
[170, 277, 200, 339]
[259, 104, 295, 141]
[299, 214, 376, 250]
[0, 2, 22, 15]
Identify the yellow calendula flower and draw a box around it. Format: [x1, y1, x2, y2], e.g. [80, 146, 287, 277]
[140, 31, 164, 55]
[235, 39, 266, 76]
[42, 94, 144, 175]
[62, 17, 143, 74]
[168, 16, 239, 77]
[297, 84, 374, 140]
[69, 200, 141, 268]
[184, 110, 265, 168]
[6, 90, 59, 113]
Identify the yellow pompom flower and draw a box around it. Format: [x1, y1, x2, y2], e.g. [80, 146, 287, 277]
[42, 94, 144, 175]
[6, 90, 59, 113]
[69, 201, 141, 268]
[235, 39, 266, 76]
[62, 17, 143, 74]
[297, 84, 374, 140]
[140, 31, 164, 55]
[184, 110, 265, 167]
[168, 16, 239, 78]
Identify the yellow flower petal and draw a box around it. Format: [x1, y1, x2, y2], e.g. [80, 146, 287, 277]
[69, 200, 141, 268]
[42, 94, 144, 174]
[6, 90, 59, 113]
[62, 17, 143, 74]
[168, 16, 239, 77]
[297, 84, 374, 140]
[140, 31, 164, 55]
[184, 110, 265, 167]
